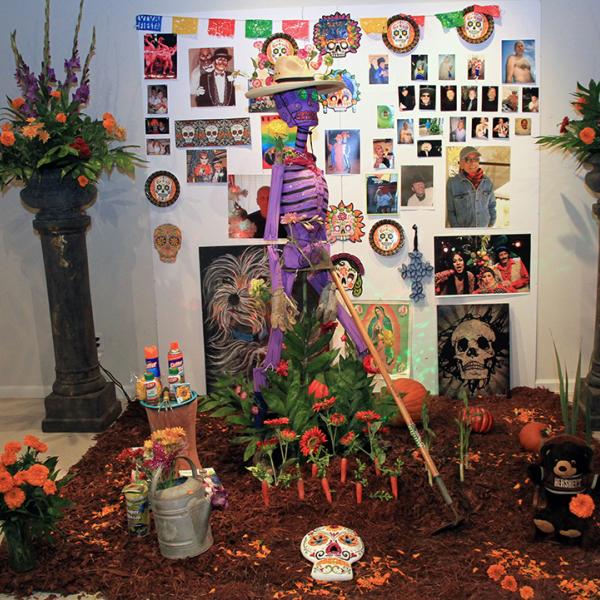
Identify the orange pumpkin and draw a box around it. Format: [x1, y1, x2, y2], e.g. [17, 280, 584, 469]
[461, 407, 494, 433]
[518, 422, 548, 453]
[382, 378, 428, 426]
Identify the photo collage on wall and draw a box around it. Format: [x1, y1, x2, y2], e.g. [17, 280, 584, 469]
[139, 4, 540, 396]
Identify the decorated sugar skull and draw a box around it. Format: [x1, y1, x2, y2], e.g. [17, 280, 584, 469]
[153, 175, 174, 201]
[383, 14, 419, 54]
[153, 223, 182, 263]
[320, 70, 359, 114]
[263, 33, 298, 64]
[325, 200, 365, 243]
[300, 525, 364, 582]
[181, 124, 196, 145]
[390, 19, 411, 48]
[464, 11, 485, 39]
[332, 253, 364, 297]
[313, 12, 362, 59]
[451, 318, 496, 385]
[230, 122, 245, 142]
[205, 124, 219, 144]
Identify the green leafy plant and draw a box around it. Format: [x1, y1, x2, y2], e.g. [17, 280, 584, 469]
[537, 79, 600, 165]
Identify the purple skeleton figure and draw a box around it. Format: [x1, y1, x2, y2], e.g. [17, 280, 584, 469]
[246, 59, 367, 402]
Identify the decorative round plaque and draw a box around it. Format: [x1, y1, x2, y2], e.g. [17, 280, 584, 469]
[145, 171, 180, 207]
[382, 14, 420, 54]
[457, 6, 494, 44]
[369, 219, 405, 256]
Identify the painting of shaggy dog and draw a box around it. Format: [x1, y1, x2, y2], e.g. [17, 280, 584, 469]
[199, 245, 274, 391]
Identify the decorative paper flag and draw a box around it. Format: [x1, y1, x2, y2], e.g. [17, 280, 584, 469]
[474, 5, 501, 17]
[412, 15, 426, 27]
[282, 19, 309, 40]
[360, 18, 387, 34]
[136, 15, 162, 31]
[208, 18, 235, 37]
[436, 11, 465, 28]
[172, 17, 198, 35]
[245, 19, 273, 39]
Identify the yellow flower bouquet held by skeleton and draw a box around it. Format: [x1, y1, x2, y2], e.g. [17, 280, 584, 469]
[0, 0, 143, 189]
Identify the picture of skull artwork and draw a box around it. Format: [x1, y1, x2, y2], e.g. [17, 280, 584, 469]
[153, 224, 182, 263]
[198, 118, 251, 147]
[312, 12, 362, 59]
[325, 200, 365, 243]
[144, 171, 180, 207]
[383, 14, 420, 54]
[319, 70, 360, 114]
[437, 303, 510, 398]
[175, 120, 200, 148]
[457, 9, 494, 44]
[300, 525, 364, 582]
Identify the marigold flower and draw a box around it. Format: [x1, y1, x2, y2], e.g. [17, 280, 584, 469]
[263, 417, 290, 427]
[329, 413, 346, 426]
[578, 127, 596, 145]
[308, 379, 329, 400]
[12, 471, 27, 486]
[11, 97, 26, 109]
[279, 429, 298, 442]
[21, 123, 43, 138]
[0, 130, 16, 146]
[501, 575, 518, 592]
[356, 410, 381, 423]
[38, 130, 50, 143]
[43, 479, 57, 495]
[4, 486, 26, 510]
[486, 563, 506, 581]
[1, 451, 17, 466]
[50, 90, 61, 98]
[24, 435, 48, 453]
[299, 426, 327, 457]
[102, 113, 117, 133]
[340, 431, 356, 446]
[0, 470, 13, 493]
[151, 427, 186, 447]
[569, 493, 595, 518]
[77, 175, 89, 188]
[114, 126, 127, 141]
[24, 463, 49, 486]
[55, 112, 67, 123]
[312, 397, 336, 412]
[275, 360, 289, 377]
[519, 586, 535, 599]
[4, 441, 21, 454]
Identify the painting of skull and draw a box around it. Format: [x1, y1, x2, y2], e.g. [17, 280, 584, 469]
[437, 303, 510, 398]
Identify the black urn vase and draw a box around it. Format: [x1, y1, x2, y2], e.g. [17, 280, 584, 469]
[20, 169, 121, 432]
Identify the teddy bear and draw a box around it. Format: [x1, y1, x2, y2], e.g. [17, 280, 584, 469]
[528, 434, 598, 544]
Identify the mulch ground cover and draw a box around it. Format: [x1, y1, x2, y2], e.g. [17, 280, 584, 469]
[1, 387, 600, 599]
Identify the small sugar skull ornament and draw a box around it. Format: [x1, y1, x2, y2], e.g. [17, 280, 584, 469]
[457, 7, 494, 44]
[300, 525, 364, 582]
[153, 223, 182, 263]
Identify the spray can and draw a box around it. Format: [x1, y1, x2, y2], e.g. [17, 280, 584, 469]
[168, 366, 180, 390]
[167, 341, 185, 382]
[144, 371, 159, 404]
[144, 345, 161, 378]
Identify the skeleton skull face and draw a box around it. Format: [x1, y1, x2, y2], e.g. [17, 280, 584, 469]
[301, 525, 364, 582]
[274, 87, 320, 128]
[333, 258, 362, 296]
[464, 12, 485, 39]
[389, 20, 411, 49]
[205, 124, 219, 144]
[451, 318, 496, 384]
[267, 38, 294, 63]
[325, 88, 354, 112]
[326, 37, 350, 58]
[198, 48, 214, 72]
[153, 224, 181, 263]
[181, 125, 196, 145]
[153, 176, 173, 200]
[230, 123, 245, 142]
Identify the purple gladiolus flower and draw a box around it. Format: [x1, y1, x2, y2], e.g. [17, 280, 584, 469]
[73, 83, 89, 105]
[64, 55, 81, 71]
[47, 67, 56, 82]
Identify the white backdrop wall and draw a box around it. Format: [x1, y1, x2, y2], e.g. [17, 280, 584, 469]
[0, 0, 597, 400]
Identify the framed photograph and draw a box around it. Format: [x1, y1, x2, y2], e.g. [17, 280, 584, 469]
[377, 105, 395, 129]
[400, 165, 434, 208]
[417, 140, 441, 157]
[471, 116, 489, 140]
[502, 40, 536, 84]
[438, 54, 455, 80]
[419, 118, 443, 138]
[146, 138, 171, 156]
[411, 54, 428, 80]
[481, 86, 499, 111]
[397, 119, 414, 144]
[418, 85, 436, 110]
[144, 34, 177, 79]
[261, 116, 296, 169]
[515, 117, 532, 136]
[501, 87, 519, 113]
[366, 174, 398, 214]
[186, 149, 227, 183]
[461, 86, 478, 111]
[467, 56, 485, 80]
[522, 87, 539, 113]
[398, 86, 415, 111]
[492, 117, 510, 139]
[147, 85, 168, 114]
[325, 129, 360, 175]
[189, 47, 236, 107]
[449, 116, 467, 142]
[369, 54, 389, 84]
[372, 138, 395, 170]
[145, 117, 169, 135]
[440, 85, 457, 111]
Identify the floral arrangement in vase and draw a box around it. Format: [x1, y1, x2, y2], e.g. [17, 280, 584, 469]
[0, 436, 72, 572]
[0, 0, 141, 189]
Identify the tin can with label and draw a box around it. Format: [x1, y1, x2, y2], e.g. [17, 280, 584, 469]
[123, 481, 150, 537]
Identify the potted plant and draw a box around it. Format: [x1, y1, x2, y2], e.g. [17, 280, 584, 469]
[0, 436, 72, 572]
[0, 0, 142, 432]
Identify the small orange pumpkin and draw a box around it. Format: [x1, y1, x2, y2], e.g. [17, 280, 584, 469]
[518, 422, 548, 453]
[461, 406, 494, 433]
[383, 378, 428, 425]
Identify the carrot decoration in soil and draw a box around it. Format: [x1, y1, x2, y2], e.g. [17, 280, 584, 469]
[321, 477, 332, 503]
[374, 457, 381, 477]
[340, 457, 348, 483]
[297, 478, 305, 501]
[261, 480, 269, 507]
[311, 463, 318, 478]
[355, 482, 363, 504]
[390, 475, 398, 500]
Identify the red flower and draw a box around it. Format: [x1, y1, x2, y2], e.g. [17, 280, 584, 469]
[263, 417, 290, 427]
[362, 354, 379, 374]
[320, 321, 338, 334]
[340, 431, 356, 446]
[569, 493, 595, 518]
[70, 136, 91, 159]
[356, 410, 381, 423]
[559, 116, 570, 134]
[280, 429, 298, 442]
[313, 396, 336, 412]
[329, 413, 346, 426]
[299, 427, 327, 456]
[501, 575, 518, 593]
[573, 97, 587, 114]
[308, 379, 329, 399]
[275, 360, 289, 377]
[256, 437, 278, 450]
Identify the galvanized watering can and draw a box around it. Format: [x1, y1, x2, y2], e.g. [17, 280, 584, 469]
[150, 456, 213, 559]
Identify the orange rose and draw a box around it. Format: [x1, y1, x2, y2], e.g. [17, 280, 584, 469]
[4, 441, 21, 454]
[50, 90, 61, 98]
[77, 175, 89, 188]
[55, 112, 67, 123]
[569, 493, 595, 518]
[0, 470, 13, 493]
[11, 97, 26, 109]
[43, 479, 57, 495]
[519, 585, 535, 599]
[23, 435, 48, 454]
[487, 563, 506, 581]
[4, 486, 26, 510]
[0, 130, 16, 147]
[12, 471, 27, 486]
[501, 575, 518, 593]
[1, 451, 17, 466]
[579, 127, 596, 145]
[23, 463, 49, 486]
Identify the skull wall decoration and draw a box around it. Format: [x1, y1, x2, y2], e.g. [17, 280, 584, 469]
[451, 318, 496, 387]
[390, 20, 410, 48]
[205, 125, 219, 144]
[230, 123, 245, 142]
[300, 525, 364, 582]
[181, 124, 196, 145]
[464, 12, 485, 39]
[153, 224, 182, 263]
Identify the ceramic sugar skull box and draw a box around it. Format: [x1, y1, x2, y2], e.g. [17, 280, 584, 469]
[300, 525, 364, 581]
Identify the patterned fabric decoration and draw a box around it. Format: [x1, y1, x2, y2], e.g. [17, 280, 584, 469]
[172, 17, 198, 35]
[399, 225, 433, 302]
[474, 4, 501, 17]
[359, 18, 387, 34]
[436, 11, 465, 28]
[282, 19, 310, 39]
[412, 15, 426, 26]
[136, 15, 162, 31]
[245, 19, 273, 39]
[208, 18, 235, 37]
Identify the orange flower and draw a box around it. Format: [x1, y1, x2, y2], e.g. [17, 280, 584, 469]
[102, 112, 117, 133]
[2, 122, 12, 131]
[519, 586, 535, 599]
[0, 129, 16, 146]
[308, 379, 329, 400]
[43, 479, 57, 495]
[501, 575, 518, 593]
[50, 90, 61, 98]
[1, 451, 17, 466]
[573, 97, 587, 114]
[114, 126, 127, 140]
[4, 441, 21, 454]
[38, 130, 50, 143]
[55, 112, 67, 123]
[12, 471, 27, 486]
[569, 493, 595, 518]
[23, 463, 49, 486]
[21, 123, 44, 139]
[77, 175, 89, 188]
[4, 486, 26, 509]
[11, 97, 25, 109]
[24, 435, 48, 454]
[0, 470, 13, 493]
[487, 563, 506, 581]
[579, 127, 596, 145]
